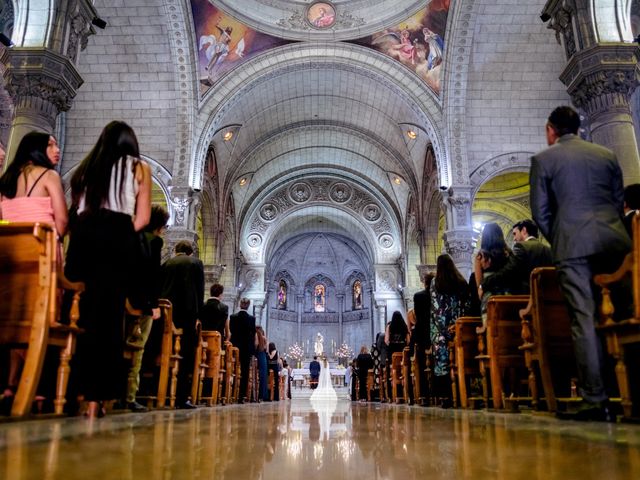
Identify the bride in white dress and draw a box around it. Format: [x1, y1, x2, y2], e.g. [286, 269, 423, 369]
[310, 357, 337, 403]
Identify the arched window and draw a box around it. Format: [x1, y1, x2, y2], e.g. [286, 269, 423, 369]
[277, 279, 287, 309]
[313, 284, 326, 312]
[353, 280, 363, 310]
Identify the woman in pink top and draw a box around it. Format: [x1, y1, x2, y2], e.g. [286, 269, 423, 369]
[0, 132, 67, 236]
[0, 132, 67, 412]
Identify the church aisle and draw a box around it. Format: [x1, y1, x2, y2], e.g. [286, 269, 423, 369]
[1, 400, 639, 479]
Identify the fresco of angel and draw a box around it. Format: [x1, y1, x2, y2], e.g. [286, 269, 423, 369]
[199, 26, 246, 78]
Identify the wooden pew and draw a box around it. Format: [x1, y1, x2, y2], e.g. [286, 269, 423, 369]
[451, 317, 483, 409]
[138, 299, 183, 409]
[519, 267, 576, 412]
[594, 213, 640, 418]
[193, 330, 221, 406]
[476, 295, 529, 410]
[390, 352, 404, 403]
[410, 345, 425, 406]
[0, 222, 84, 417]
[401, 346, 412, 404]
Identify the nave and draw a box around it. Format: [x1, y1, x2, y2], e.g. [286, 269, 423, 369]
[1, 400, 639, 480]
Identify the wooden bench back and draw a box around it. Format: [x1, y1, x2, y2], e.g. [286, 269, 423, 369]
[486, 296, 529, 361]
[529, 267, 576, 395]
[455, 317, 482, 371]
[0, 223, 56, 345]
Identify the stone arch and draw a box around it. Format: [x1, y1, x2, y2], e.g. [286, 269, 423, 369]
[470, 151, 533, 198]
[442, 0, 482, 186]
[192, 42, 448, 189]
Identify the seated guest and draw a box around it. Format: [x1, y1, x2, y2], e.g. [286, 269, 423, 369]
[309, 356, 321, 389]
[200, 283, 230, 343]
[623, 184, 640, 238]
[480, 219, 552, 296]
[474, 222, 512, 324]
[356, 346, 373, 401]
[430, 254, 469, 407]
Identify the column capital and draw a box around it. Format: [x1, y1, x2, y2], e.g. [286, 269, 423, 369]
[559, 44, 640, 118]
[2, 48, 83, 125]
[204, 264, 226, 285]
[440, 185, 473, 230]
[169, 186, 201, 229]
[442, 228, 477, 278]
[416, 264, 436, 281]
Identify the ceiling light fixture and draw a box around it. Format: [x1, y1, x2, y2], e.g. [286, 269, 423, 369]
[239, 177, 247, 186]
[223, 131, 233, 141]
[407, 130, 417, 139]
[393, 176, 401, 185]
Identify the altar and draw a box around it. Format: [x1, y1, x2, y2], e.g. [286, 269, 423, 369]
[291, 367, 348, 388]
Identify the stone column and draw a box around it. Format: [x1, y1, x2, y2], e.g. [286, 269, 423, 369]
[2, 0, 98, 160]
[441, 186, 477, 278]
[375, 300, 387, 335]
[542, 2, 640, 184]
[254, 299, 265, 328]
[337, 294, 344, 347]
[164, 186, 200, 255]
[296, 294, 304, 345]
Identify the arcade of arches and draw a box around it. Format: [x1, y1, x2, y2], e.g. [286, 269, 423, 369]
[1, 2, 640, 476]
[2, 0, 640, 364]
[2, 0, 640, 359]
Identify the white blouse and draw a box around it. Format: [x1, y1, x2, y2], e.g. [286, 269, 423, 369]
[78, 156, 139, 216]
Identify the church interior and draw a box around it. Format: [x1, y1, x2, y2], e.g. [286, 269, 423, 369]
[2, 1, 640, 478]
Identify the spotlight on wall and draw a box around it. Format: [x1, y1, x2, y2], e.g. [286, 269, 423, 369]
[0, 33, 14, 48]
[539, 13, 551, 22]
[91, 17, 107, 29]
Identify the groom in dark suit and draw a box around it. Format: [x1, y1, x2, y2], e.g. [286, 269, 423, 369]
[229, 298, 256, 403]
[309, 356, 321, 389]
[530, 106, 631, 420]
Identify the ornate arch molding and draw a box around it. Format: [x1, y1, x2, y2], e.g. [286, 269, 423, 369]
[162, 0, 199, 186]
[241, 176, 401, 264]
[193, 42, 448, 189]
[442, 0, 482, 186]
[345, 270, 367, 288]
[305, 274, 336, 290]
[215, 0, 428, 41]
[270, 269, 296, 289]
[469, 151, 533, 198]
[226, 120, 419, 198]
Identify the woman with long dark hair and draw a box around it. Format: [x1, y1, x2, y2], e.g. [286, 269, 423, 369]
[255, 326, 268, 401]
[267, 342, 280, 401]
[474, 222, 512, 324]
[430, 254, 469, 407]
[0, 132, 67, 410]
[65, 121, 151, 418]
[0, 132, 67, 236]
[385, 311, 409, 400]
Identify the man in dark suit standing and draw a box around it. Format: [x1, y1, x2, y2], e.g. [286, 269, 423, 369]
[530, 106, 631, 420]
[229, 297, 256, 403]
[480, 219, 552, 295]
[309, 356, 321, 389]
[160, 240, 205, 408]
[410, 272, 434, 403]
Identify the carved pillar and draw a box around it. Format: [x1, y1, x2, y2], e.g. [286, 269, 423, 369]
[375, 300, 387, 335]
[561, 45, 640, 184]
[441, 186, 476, 278]
[2, 0, 98, 160]
[164, 186, 200, 255]
[254, 299, 265, 328]
[337, 294, 344, 347]
[542, 1, 640, 184]
[296, 294, 303, 345]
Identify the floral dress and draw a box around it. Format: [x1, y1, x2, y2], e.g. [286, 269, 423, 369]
[430, 286, 469, 377]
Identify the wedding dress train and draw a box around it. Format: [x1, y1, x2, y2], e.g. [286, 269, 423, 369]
[310, 358, 337, 403]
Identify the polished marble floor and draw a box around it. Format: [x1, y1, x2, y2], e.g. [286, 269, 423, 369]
[1, 400, 640, 480]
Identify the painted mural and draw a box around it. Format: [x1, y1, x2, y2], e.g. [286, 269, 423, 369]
[350, 0, 450, 95]
[191, 0, 292, 95]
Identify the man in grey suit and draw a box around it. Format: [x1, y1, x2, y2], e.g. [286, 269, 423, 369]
[480, 219, 552, 295]
[530, 106, 631, 420]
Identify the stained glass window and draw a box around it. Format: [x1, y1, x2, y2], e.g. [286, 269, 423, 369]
[314, 284, 325, 312]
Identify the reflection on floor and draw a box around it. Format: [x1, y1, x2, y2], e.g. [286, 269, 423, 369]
[1, 400, 640, 479]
